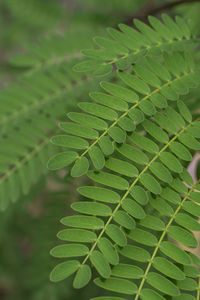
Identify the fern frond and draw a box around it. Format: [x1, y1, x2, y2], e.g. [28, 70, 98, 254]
[45, 14, 200, 299]
[9, 29, 99, 76]
[48, 51, 200, 177]
[49, 90, 200, 294]
[133, 179, 200, 300]
[74, 14, 200, 76]
[0, 60, 100, 209]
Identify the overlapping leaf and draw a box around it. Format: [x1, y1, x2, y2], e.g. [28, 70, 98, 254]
[50, 96, 200, 298]
[48, 51, 200, 179]
[74, 14, 200, 76]
[48, 14, 200, 300]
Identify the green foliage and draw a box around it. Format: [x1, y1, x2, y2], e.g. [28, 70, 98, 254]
[48, 14, 200, 300]
[1, 1, 200, 300]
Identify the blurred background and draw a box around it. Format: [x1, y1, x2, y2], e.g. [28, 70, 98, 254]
[0, 1, 200, 299]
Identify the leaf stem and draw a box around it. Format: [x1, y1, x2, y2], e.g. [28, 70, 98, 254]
[134, 179, 200, 300]
[80, 119, 194, 268]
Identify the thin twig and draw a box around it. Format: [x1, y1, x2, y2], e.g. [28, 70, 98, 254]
[125, 0, 200, 26]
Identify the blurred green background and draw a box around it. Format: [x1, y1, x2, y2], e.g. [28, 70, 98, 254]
[0, 1, 200, 299]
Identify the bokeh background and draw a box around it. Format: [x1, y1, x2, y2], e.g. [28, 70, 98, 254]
[0, 1, 200, 299]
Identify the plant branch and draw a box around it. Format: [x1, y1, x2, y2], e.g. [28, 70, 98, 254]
[125, 0, 200, 26]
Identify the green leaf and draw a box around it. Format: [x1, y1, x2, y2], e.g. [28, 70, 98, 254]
[68, 112, 108, 130]
[105, 157, 138, 177]
[117, 143, 149, 165]
[51, 135, 89, 149]
[165, 106, 185, 129]
[190, 191, 200, 203]
[74, 59, 102, 72]
[118, 117, 136, 132]
[140, 174, 162, 194]
[146, 56, 171, 81]
[175, 213, 200, 231]
[87, 171, 129, 190]
[175, 16, 191, 39]
[107, 26, 135, 50]
[167, 225, 198, 248]
[47, 151, 78, 170]
[118, 70, 150, 95]
[147, 272, 180, 296]
[118, 245, 150, 262]
[169, 141, 192, 161]
[90, 92, 128, 112]
[94, 277, 137, 295]
[82, 48, 116, 60]
[130, 186, 148, 205]
[98, 237, 119, 265]
[154, 112, 177, 134]
[140, 288, 166, 300]
[105, 224, 127, 247]
[60, 122, 99, 139]
[150, 162, 173, 183]
[162, 13, 183, 40]
[78, 186, 120, 203]
[184, 265, 200, 278]
[187, 122, 200, 138]
[183, 201, 200, 217]
[90, 250, 111, 278]
[139, 215, 165, 231]
[71, 157, 89, 177]
[79, 102, 118, 121]
[60, 215, 104, 230]
[170, 178, 188, 194]
[71, 201, 112, 217]
[127, 228, 157, 246]
[73, 265, 91, 289]
[148, 15, 173, 40]
[179, 133, 200, 150]
[50, 260, 80, 282]
[159, 241, 192, 265]
[139, 100, 156, 116]
[177, 278, 198, 291]
[172, 295, 195, 300]
[50, 244, 89, 258]
[159, 151, 183, 173]
[91, 297, 126, 300]
[113, 210, 135, 229]
[111, 263, 143, 279]
[94, 64, 113, 76]
[133, 64, 161, 88]
[180, 169, 194, 186]
[57, 229, 97, 243]
[130, 132, 159, 153]
[122, 197, 146, 219]
[150, 197, 173, 216]
[189, 252, 200, 266]
[134, 19, 162, 43]
[101, 81, 139, 103]
[128, 108, 144, 124]
[119, 23, 149, 48]
[98, 136, 114, 156]
[150, 93, 167, 109]
[108, 126, 126, 143]
[89, 146, 105, 169]
[161, 187, 181, 204]
[94, 37, 127, 55]
[142, 119, 169, 143]
[177, 100, 192, 122]
[153, 257, 185, 280]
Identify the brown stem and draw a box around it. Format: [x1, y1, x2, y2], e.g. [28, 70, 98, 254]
[125, 0, 200, 26]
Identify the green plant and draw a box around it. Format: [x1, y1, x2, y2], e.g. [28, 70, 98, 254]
[47, 14, 200, 299]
